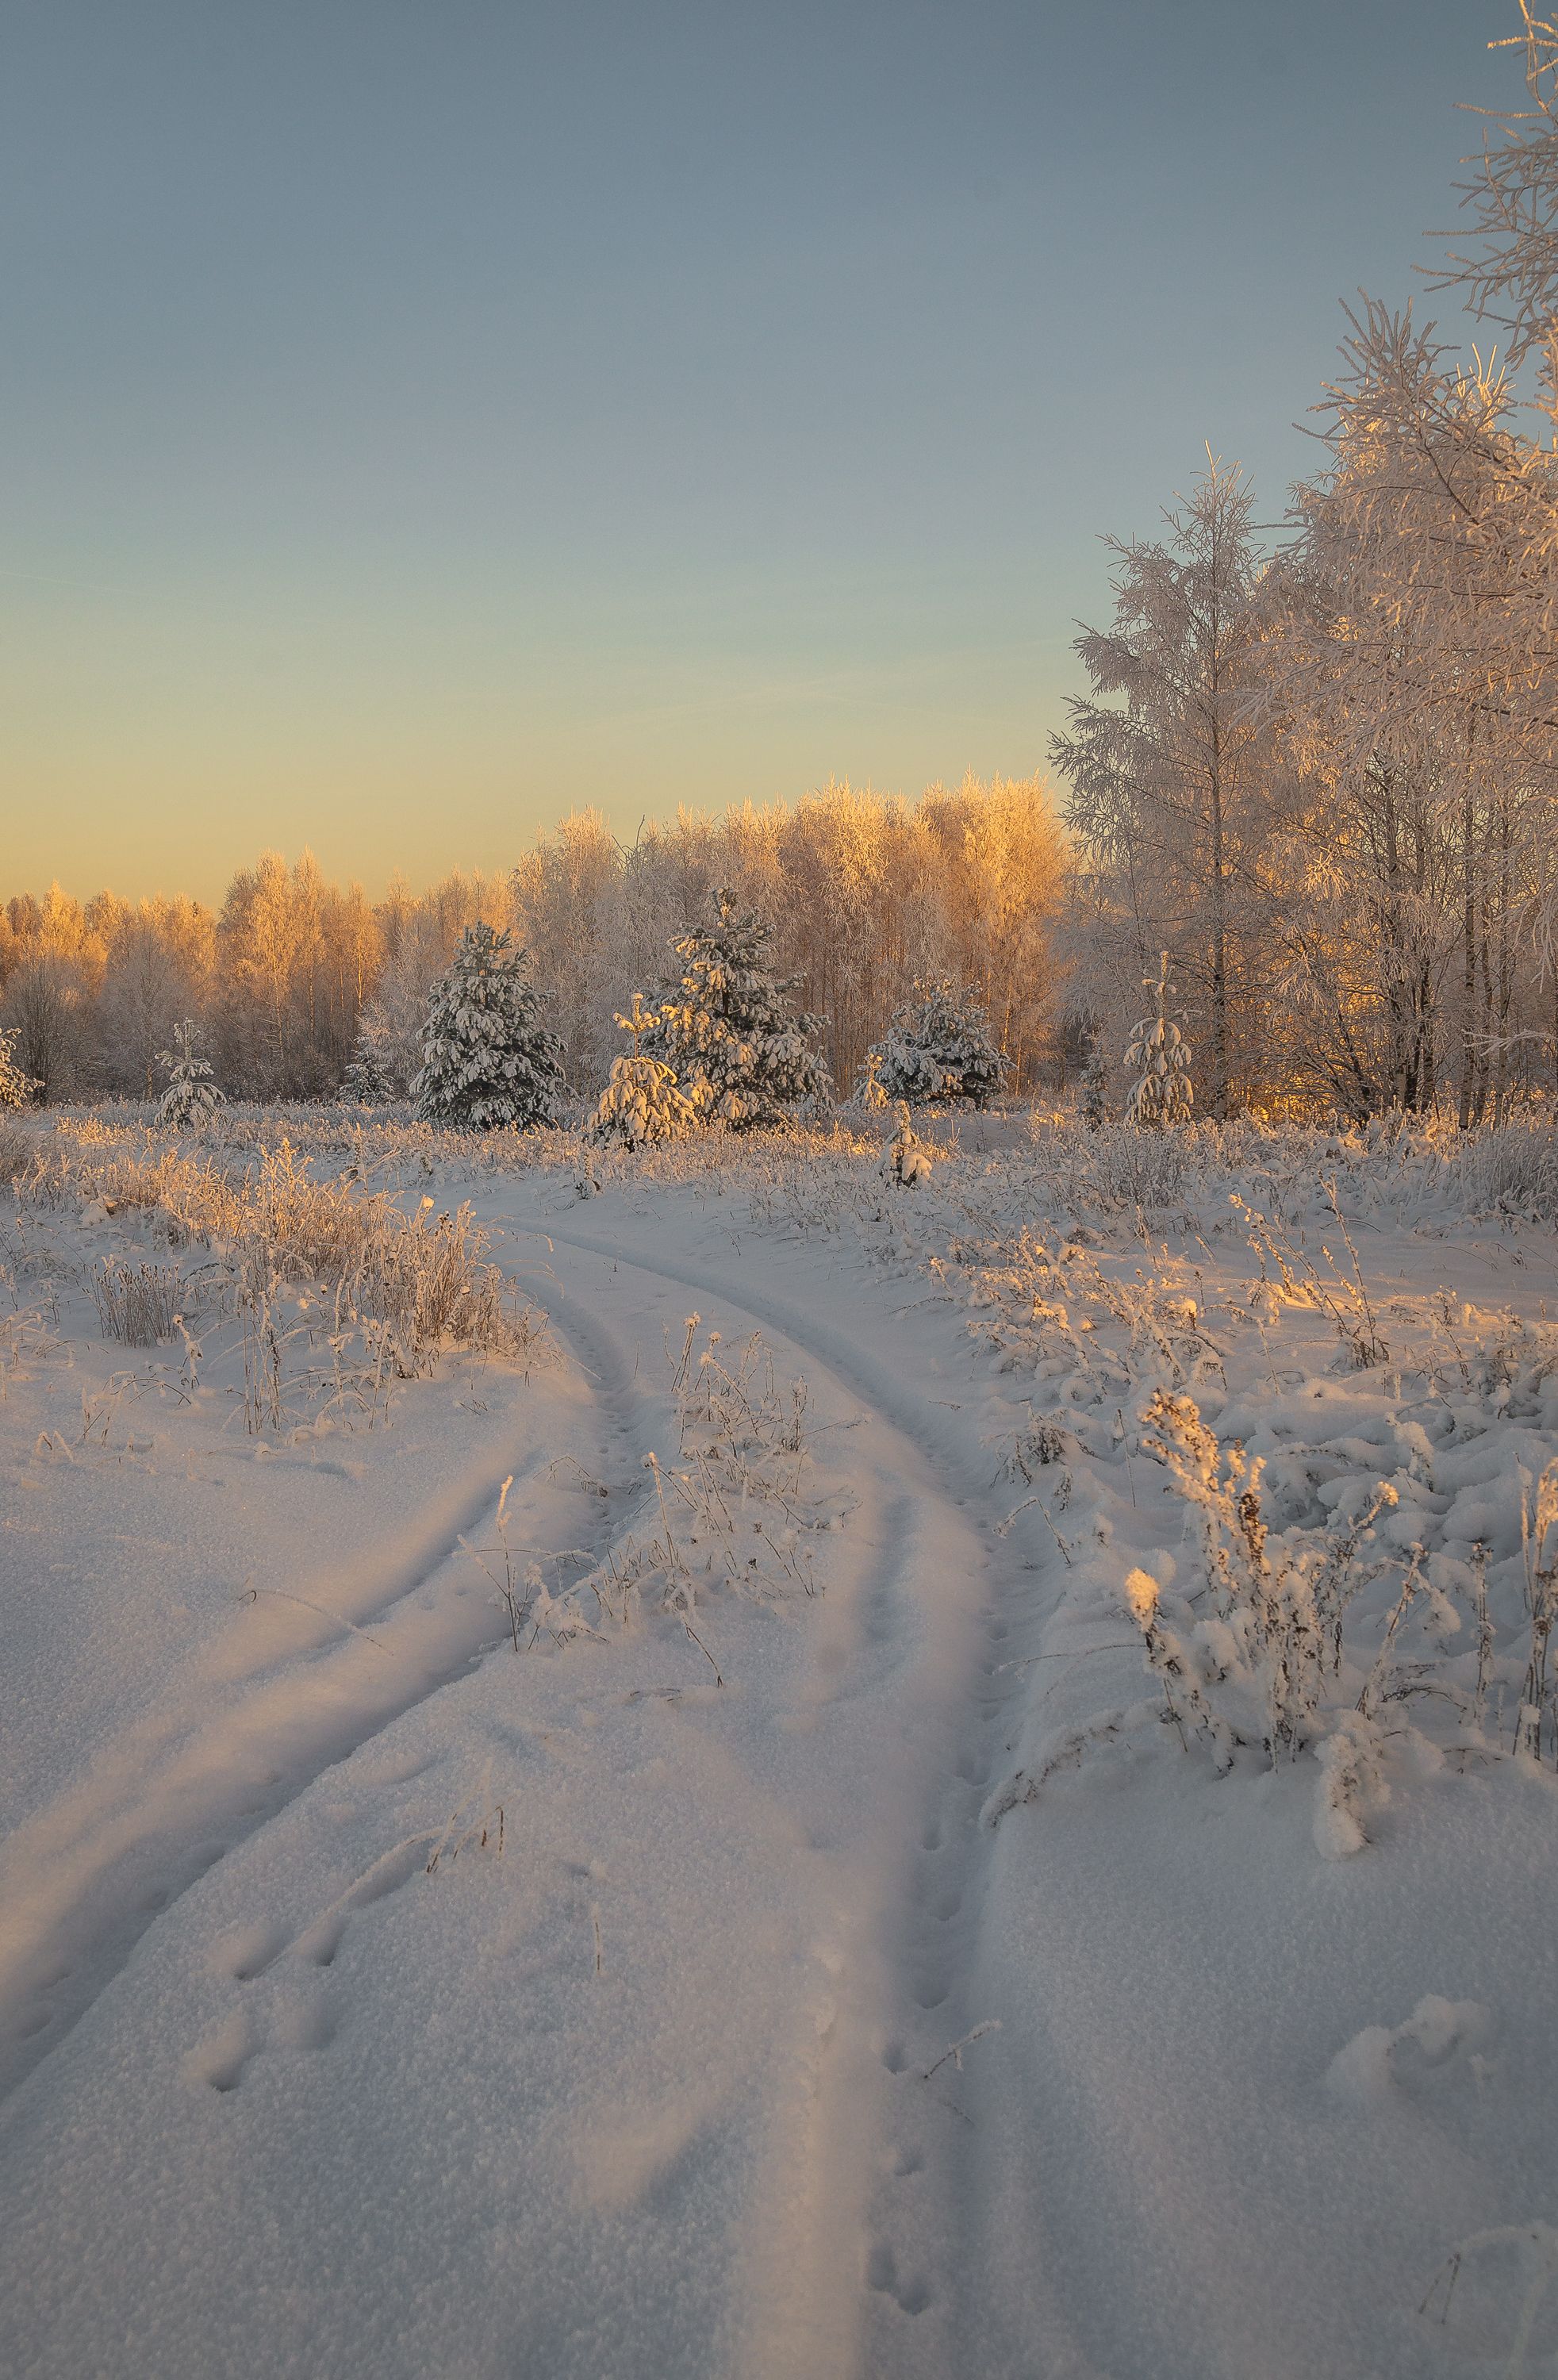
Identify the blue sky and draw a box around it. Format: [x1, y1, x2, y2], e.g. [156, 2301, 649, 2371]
[0, 0, 1516, 900]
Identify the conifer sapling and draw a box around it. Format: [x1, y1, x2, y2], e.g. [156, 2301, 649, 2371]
[155, 1021, 225, 1129]
[592, 992, 697, 1149]
[1124, 954, 1194, 1127]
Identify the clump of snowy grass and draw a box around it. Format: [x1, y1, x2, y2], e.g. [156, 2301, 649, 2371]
[1233, 1184, 1390, 1369]
[86, 1256, 188, 1348]
[27, 1136, 541, 1378]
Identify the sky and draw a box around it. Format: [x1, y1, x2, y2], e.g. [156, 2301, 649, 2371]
[0, 0, 1522, 904]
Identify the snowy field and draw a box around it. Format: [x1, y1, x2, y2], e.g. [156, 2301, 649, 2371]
[2, 1110, 1557, 2379]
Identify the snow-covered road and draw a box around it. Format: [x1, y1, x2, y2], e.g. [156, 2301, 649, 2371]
[2, 1165, 1556, 2378]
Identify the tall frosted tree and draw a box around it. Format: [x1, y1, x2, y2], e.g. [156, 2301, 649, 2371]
[645, 891, 829, 1129]
[413, 923, 562, 1130]
[1052, 459, 1289, 1119]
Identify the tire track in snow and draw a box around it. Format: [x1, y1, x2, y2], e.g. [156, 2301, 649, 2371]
[504, 1222, 1059, 2379]
[0, 1347, 631, 2111]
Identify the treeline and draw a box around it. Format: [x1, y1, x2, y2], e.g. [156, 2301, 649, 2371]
[1053, 12, 1558, 1126]
[0, 776, 1065, 1106]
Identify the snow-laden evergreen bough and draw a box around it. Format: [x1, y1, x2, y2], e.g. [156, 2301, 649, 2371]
[154, 1021, 225, 1129]
[643, 890, 829, 1130]
[413, 923, 563, 1131]
[591, 992, 697, 1150]
[1124, 953, 1193, 1127]
[862, 977, 1008, 1107]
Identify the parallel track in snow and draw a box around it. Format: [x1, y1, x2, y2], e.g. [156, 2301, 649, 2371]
[0, 1320, 635, 2112]
[505, 1221, 1061, 2378]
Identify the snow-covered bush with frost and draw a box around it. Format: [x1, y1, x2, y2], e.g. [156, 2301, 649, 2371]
[413, 923, 562, 1131]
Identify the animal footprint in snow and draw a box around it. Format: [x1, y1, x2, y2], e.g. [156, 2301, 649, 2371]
[865, 2239, 932, 2317]
[1325, 1994, 1490, 2108]
[185, 2009, 257, 2093]
[185, 1985, 335, 2092]
[207, 1919, 289, 1983]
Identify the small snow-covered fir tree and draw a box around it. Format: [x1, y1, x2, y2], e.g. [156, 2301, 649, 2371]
[592, 992, 697, 1149]
[155, 1020, 225, 1128]
[865, 979, 1008, 1108]
[1124, 954, 1193, 1127]
[644, 891, 829, 1130]
[0, 1026, 37, 1110]
[853, 1048, 889, 1113]
[413, 923, 563, 1130]
[342, 1027, 397, 1105]
[882, 1101, 934, 1186]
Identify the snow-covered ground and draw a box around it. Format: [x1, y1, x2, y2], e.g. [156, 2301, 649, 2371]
[2, 1118, 1556, 2378]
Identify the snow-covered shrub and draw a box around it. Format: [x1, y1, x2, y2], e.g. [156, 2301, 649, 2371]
[0, 1025, 39, 1111]
[413, 923, 563, 1131]
[864, 978, 1008, 1108]
[591, 992, 697, 1150]
[643, 891, 829, 1130]
[155, 1022, 225, 1129]
[1135, 1388, 1400, 1767]
[1124, 954, 1193, 1127]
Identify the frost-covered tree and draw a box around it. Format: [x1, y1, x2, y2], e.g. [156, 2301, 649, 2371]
[0, 1025, 36, 1109]
[1125, 954, 1194, 1127]
[864, 978, 1008, 1107]
[413, 923, 562, 1130]
[591, 992, 697, 1149]
[644, 892, 829, 1129]
[155, 1020, 225, 1128]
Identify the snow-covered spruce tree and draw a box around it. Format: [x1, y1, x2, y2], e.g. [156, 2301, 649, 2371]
[644, 892, 829, 1130]
[1124, 954, 1193, 1127]
[413, 923, 563, 1130]
[155, 1021, 225, 1128]
[865, 978, 1009, 1108]
[342, 1028, 397, 1105]
[591, 992, 697, 1150]
[0, 1026, 37, 1111]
